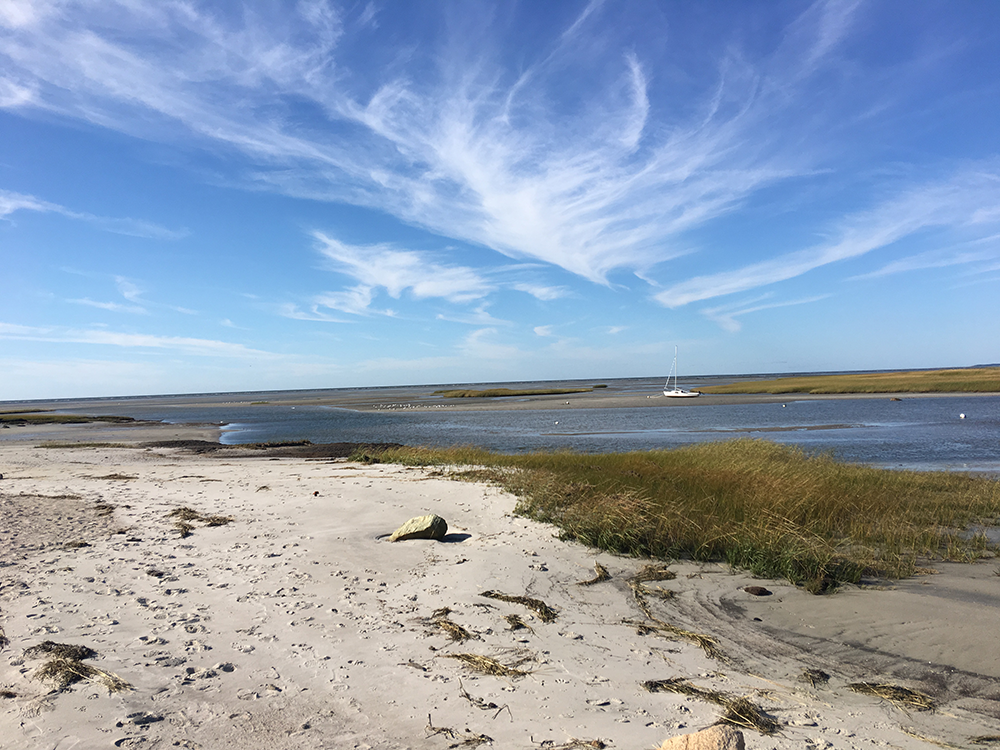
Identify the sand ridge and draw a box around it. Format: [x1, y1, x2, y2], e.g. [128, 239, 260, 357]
[1, 441, 999, 749]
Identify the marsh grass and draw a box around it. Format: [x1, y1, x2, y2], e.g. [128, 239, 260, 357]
[0, 412, 136, 425]
[377, 440, 1000, 592]
[699, 367, 1000, 394]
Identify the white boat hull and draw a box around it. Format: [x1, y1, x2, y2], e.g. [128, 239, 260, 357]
[663, 388, 700, 398]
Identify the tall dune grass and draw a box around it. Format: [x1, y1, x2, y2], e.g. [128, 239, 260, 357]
[375, 440, 1000, 592]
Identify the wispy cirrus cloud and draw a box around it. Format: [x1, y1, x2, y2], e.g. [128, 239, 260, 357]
[0, 322, 268, 357]
[657, 166, 1000, 307]
[701, 294, 831, 333]
[0, 189, 186, 239]
[851, 233, 1000, 280]
[68, 298, 148, 315]
[0, 0, 867, 283]
[312, 233, 493, 315]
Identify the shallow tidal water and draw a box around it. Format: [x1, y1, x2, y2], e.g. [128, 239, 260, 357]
[12, 375, 999, 474]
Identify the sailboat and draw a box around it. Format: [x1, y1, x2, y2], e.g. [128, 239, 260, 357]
[663, 346, 700, 398]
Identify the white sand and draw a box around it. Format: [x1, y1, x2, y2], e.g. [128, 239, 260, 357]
[2, 439, 999, 749]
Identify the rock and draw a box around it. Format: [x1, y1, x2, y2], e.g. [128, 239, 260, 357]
[744, 585, 772, 596]
[657, 725, 745, 750]
[388, 514, 448, 542]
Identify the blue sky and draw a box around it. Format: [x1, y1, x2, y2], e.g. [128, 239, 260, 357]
[2, 0, 999, 400]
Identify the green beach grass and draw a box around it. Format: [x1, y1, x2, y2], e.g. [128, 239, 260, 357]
[364, 439, 1000, 593]
[700, 367, 1000, 394]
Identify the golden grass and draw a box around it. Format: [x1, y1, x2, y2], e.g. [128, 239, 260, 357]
[378, 440, 1000, 592]
[700, 367, 1000, 394]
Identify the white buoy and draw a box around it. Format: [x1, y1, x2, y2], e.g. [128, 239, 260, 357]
[960, 413, 965, 419]
[554, 421, 559, 425]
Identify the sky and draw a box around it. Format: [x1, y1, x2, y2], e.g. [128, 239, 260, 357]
[2, 0, 1000, 400]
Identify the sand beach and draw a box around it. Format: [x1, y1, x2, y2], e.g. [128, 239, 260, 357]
[1, 424, 999, 749]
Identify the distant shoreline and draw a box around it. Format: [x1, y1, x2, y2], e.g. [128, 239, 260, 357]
[5, 387, 993, 420]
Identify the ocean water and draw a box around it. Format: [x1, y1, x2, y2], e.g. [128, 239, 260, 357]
[19, 376, 1000, 474]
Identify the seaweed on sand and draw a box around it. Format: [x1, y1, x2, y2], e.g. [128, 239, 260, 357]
[631, 563, 676, 584]
[625, 566, 722, 660]
[643, 677, 780, 735]
[440, 652, 533, 678]
[436, 617, 478, 642]
[800, 669, 831, 688]
[480, 590, 557, 623]
[24, 641, 97, 661]
[166, 507, 234, 537]
[576, 561, 611, 586]
[426, 714, 494, 747]
[25, 641, 130, 693]
[848, 682, 936, 711]
[458, 680, 511, 719]
[504, 614, 533, 633]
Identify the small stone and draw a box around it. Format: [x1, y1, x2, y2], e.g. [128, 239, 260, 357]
[743, 585, 772, 596]
[657, 725, 745, 750]
[388, 514, 448, 542]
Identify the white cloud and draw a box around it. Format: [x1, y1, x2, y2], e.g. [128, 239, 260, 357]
[314, 233, 492, 305]
[68, 298, 148, 314]
[700, 294, 830, 333]
[533, 325, 554, 337]
[0, 188, 185, 239]
[512, 283, 569, 301]
[851, 233, 1000, 280]
[314, 285, 380, 316]
[657, 167, 1000, 307]
[435, 303, 509, 326]
[0, 0, 864, 283]
[0, 322, 270, 357]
